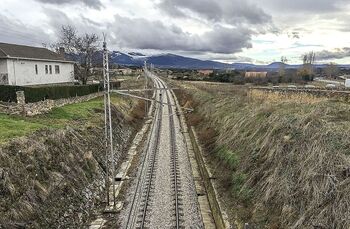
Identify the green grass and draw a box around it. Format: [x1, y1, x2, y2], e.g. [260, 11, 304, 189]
[0, 114, 46, 140]
[46, 98, 103, 120]
[216, 145, 239, 170]
[0, 97, 104, 143]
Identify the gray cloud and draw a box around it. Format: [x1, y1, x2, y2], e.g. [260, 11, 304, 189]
[42, 10, 253, 54]
[44, 8, 105, 35]
[158, 0, 272, 25]
[288, 31, 300, 39]
[35, 0, 103, 9]
[250, 0, 348, 13]
[109, 14, 252, 54]
[0, 14, 52, 46]
[316, 48, 350, 61]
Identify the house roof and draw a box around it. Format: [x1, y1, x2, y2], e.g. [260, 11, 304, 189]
[0, 42, 70, 62]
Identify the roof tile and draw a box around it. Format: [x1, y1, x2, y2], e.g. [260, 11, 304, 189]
[0, 42, 65, 61]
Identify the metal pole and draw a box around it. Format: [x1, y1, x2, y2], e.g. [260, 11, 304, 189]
[103, 49, 110, 205]
[144, 61, 149, 116]
[146, 72, 149, 114]
[103, 34, 116, 208]
[102, 34, 110, 205]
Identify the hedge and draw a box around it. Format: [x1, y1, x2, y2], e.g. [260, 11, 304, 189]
[0, 84, 102, 103]
[0, 85, 22, 102]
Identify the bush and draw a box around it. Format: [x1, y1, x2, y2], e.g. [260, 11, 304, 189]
[0, 85, 23, 102]
[0, 84, 102, 103]
[23, 84, 101, 103]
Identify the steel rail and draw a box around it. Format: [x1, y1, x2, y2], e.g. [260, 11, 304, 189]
[125, 78, 163, 229]
[139, 78, 163, 228]
[157, 77, 180, 228]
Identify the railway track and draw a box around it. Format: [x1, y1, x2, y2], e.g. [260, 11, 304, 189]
[125, 73, 183, 228]
[159, 78, 182, 228]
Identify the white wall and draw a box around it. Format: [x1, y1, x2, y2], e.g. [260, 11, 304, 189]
[5, 59, 74, 86]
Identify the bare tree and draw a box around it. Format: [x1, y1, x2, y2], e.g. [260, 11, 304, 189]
[302, 51, 316, 70]
[74, 33, 99, 84]
[298, 51, 316, 81]
[279, 56, 288, 77]
[57, 25, 78, 53]
[324, 62, 339, 79]
[53, 25, 100, 84]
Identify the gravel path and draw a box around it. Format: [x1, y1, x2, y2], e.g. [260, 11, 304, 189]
[121, 72, 203, 228]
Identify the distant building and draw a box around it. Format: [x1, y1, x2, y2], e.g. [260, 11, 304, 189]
[245, 71, 268, 78]
[0, 42, 75, 86]
[198, 70, 213, 76]
[120, 68, 133, 75]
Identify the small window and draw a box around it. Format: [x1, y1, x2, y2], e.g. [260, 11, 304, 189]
[35, 64, 38, 75]
[55, 65, 60, 74]
[45, 65, 48, 74]
[49, 65, 52, 74]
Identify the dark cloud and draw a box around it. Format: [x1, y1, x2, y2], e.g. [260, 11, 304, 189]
[42, 10, 253, 54]
[44, 8, 105, 35]
[158, 0, 272, 25]
[0, 14, 52, 46]
[316, 48, 350, 60]
[288, 31, 300, 39]
[109, 14, 252, 54]
[35, 0, 103, 9]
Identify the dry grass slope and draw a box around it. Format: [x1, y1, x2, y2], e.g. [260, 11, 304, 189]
[173, 81, 350, 228]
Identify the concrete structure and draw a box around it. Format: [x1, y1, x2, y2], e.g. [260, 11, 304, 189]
[346, 79, 350, 88]
[245, 72, 268, 78]
[0, 42, 74, 86]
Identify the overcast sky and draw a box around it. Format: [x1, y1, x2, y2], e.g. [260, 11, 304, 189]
[1, 0, 350, 64]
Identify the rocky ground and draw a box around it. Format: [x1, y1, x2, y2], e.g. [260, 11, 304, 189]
[117, 74, 203, 228]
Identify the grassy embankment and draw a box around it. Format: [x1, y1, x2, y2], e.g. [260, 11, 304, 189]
[0, 96, 133, 143]
[0, 76, 145, 143]
[173, 81, 350, 228]
[0, 76, 146, 227]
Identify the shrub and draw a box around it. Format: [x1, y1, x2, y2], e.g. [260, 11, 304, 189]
[0, 84, 103, 103]
[23, 84, 101, 103]
[0, 85, 23, 102]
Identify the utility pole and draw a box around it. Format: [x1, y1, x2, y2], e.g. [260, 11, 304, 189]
[103, 33, 116, 208]
[144, 61, 149, 116]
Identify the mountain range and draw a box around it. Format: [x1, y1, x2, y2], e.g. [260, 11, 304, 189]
[74, 51, 350, 70]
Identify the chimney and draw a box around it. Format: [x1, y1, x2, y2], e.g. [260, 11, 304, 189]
[58, 47, 65, 59]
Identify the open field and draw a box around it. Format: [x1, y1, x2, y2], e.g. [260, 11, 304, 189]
[172, 80, 350, 228]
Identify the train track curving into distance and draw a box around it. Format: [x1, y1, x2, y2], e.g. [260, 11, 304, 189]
[125, 72, 182, 229]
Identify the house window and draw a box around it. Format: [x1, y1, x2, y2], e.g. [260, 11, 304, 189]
[49, 65, 52, 74]
[35, 64, 38, 75]
[45, 65, 48, 74]
[55, 65, 60, 74]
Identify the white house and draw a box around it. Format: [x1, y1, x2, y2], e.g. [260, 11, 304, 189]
[0, 42, 75, 86]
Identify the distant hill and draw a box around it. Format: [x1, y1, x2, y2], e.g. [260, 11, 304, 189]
[67, 51, 350, 70]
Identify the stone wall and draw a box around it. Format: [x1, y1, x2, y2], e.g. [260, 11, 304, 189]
[0, 92, 103, 116]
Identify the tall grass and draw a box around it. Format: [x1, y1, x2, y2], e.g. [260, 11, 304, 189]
[174, 81, 350, 228]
